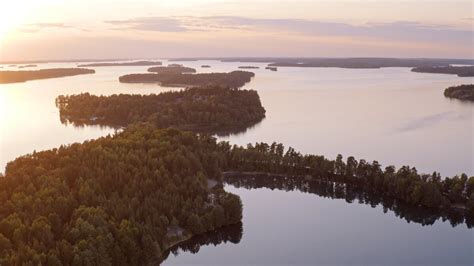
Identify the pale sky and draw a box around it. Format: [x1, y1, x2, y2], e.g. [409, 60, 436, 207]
[0, 0, 472, 61]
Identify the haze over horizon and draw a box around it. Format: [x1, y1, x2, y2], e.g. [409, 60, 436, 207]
[0, 0, 473, 61]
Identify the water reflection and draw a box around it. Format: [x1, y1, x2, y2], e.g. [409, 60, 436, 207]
[224, 174, 473, 228]
[161, 222, 243, 263]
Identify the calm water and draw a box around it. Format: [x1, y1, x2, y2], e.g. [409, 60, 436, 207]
[0, 60, 472, 265]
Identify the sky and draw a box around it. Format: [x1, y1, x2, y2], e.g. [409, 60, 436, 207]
[0, 0, 472, 61]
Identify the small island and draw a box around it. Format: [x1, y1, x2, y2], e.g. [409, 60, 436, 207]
[265, 66, 277, 71]
[201, 65, 211, 68]
[444, 84, 474, 101]
[411, 66, 474, 77]
[238, 66, 260, 69]
[18, 64, 37, 69]
[56, 86, 266, 133]
[0, 68, 95, 84]
[77, 61, 162, 67]
[119, 70, 255, 88]
[147, 66, 196, 74]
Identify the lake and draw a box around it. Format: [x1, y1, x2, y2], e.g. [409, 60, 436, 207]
[1, 60, 472, 265]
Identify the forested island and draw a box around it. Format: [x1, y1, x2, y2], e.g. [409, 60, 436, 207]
[147, 66, 196, 74]
[118, 71, 255, 88]
[0, 127, 242, 264]
[1, 125, 473, 264]
[411, 66, 474, 77]
[55, 86, 266, 134]
[77, 61, 162, 67]
[0, 68, 95, 84]
[201, 65, 211, 68]
[238, 66, 259, 69]
[444, 84, 474, 101]
[265, 66, 277, 71]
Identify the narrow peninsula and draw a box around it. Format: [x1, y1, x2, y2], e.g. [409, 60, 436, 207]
[0, 68, 95, 84]
[411, 66, 474, 77]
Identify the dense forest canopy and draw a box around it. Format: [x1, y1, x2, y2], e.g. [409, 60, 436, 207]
[77, 61, 162, 67]
[118, 71, 255, 88]
[0, 68, 95, 84]
[444, 84, 474, 101]
[0, 127, 242, 265]
[55, 86, 266, 134]
[147, 66, 196, 74]
[411, 66, 474, 77]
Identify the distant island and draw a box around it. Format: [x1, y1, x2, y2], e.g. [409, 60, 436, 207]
[265, 66, 277, 71]
[411, 66, 474, 77]
[147, 66, 196, 74]
[0, 68, 95, 84]
[238, 66, 259, 69]
[18, 64, 37, 69]
[444, 84, 474, 101]
[169, 57, 474, 69]
[202, 65, 211, 68]
[56, 86, 266, 133]
[77, 61, 162, 67]
[119, 70, 255, 88]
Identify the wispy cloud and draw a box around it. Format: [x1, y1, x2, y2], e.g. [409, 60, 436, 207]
[105, 17, 189, 32]
[103, 16, 473, 46]
[19, 23, 73, 33]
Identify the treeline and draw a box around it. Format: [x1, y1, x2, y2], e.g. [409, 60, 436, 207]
[0, 127, 242, 265]
[55, 86, 266, 133]
[0, 68, 95, 84]
[77, 61, 162, 67]
[118, 71, 255, 88]
[444, 84, 474, 101]
[220, 142, 474, 216]
[147, 66, 196, 74]
[411, 66, 474, 77]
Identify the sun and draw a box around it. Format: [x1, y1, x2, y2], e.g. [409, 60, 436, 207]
[0, 0, 38, 40]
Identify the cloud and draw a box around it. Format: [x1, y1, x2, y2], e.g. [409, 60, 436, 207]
[105, 17, 188, 32]
[103, 16, 473, 46]
[19, 23, 72, 33]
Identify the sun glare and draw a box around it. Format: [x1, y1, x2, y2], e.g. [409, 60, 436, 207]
[0, 0, 47, 40]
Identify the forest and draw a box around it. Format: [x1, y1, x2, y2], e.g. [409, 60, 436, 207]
[55, 86, 266, 134]
[118, 71, 255, 88]
[411, 66, 474, 77]
[77, 61, 162, 67]
[147, 66, 196, 74]
[0, 68, 95, 84]
[1, 124, 473, 264]
[0, 126, 242, 265]
[444, 84, 474, 101]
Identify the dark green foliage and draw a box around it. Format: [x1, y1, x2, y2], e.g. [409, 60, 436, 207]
[55, 86, 266, 133]
[0, 68, 95, 84]
[444, 84, 474, 101]
[0, 127, 242, 264]
[118, 71, 254, 88]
